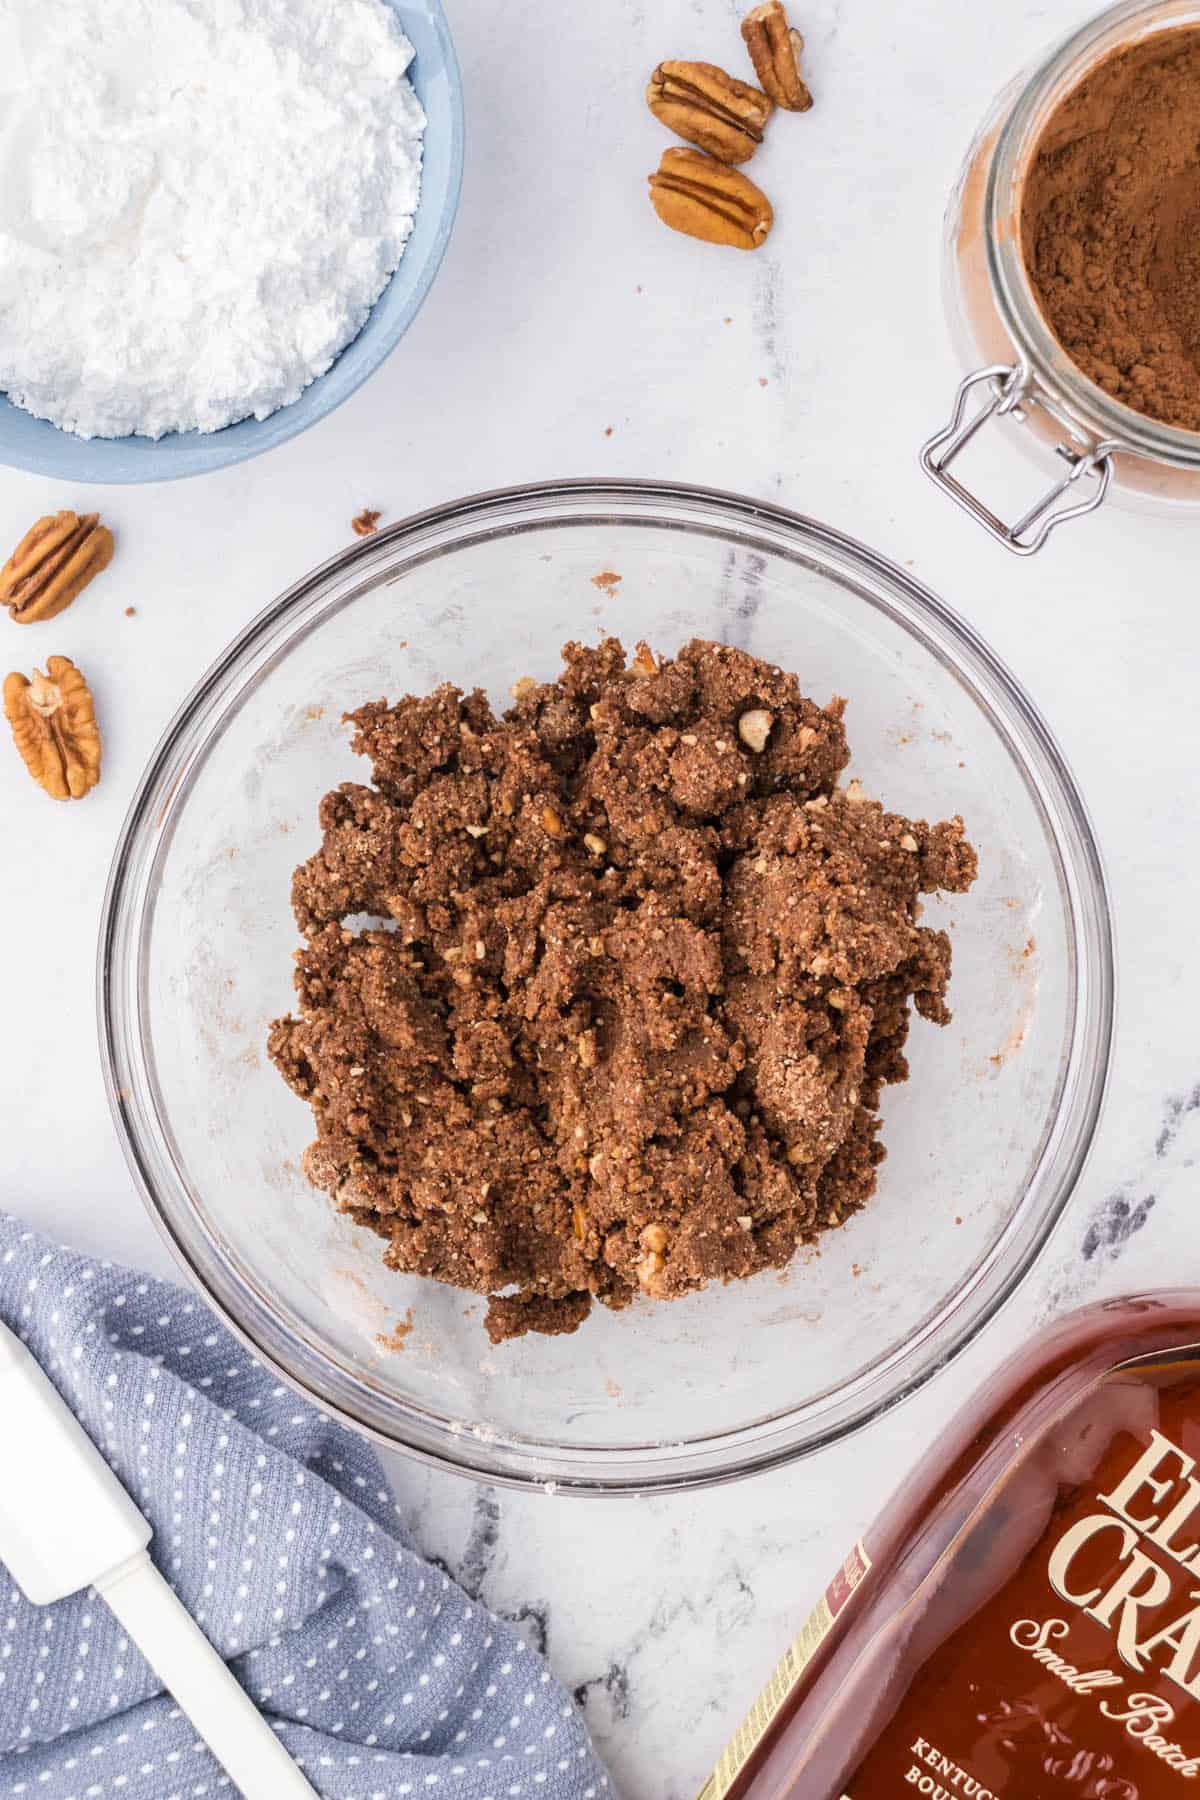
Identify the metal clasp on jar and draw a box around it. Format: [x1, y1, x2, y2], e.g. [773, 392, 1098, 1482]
[920, 364, 1119, 556]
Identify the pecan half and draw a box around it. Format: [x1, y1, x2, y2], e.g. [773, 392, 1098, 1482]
[648, 147, 773, 250]
[741, 1, 813, 112]
[4, 655, 101, 800]
[0, 511, 114, 624]
[646, 60, 773, 165]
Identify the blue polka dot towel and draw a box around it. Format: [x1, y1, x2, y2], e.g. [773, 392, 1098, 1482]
[0, 1215, 613, 1800]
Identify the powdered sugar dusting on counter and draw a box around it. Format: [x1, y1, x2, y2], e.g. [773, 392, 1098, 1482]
[0, 0, 425, 439]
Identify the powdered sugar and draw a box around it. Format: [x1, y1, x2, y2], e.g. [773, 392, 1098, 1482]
[0, 0, 425, 440]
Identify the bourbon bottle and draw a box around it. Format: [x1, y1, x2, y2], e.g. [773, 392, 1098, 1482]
[699, 1293, 1200, 1798]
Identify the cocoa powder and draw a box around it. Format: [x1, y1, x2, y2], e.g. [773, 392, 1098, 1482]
[1022, 27, 1200, 433]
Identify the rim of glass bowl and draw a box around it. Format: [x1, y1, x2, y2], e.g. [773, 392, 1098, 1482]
[98, 479, 1115, 1495]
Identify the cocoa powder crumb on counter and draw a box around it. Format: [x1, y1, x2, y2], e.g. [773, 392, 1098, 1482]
[268, 638, 976, 1343]
[1023, 27, 1200, 432]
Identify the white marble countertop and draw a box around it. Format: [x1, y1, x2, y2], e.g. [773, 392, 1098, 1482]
[3, 0, 1199, 1793]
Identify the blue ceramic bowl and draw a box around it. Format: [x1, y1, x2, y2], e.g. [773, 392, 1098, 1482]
[0, 0, 463, 485]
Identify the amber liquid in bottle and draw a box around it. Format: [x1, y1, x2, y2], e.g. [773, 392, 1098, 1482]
[699, 1296, 1200, 1799]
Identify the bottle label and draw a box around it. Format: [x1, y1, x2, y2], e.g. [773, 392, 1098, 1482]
[844, 1415, 1200, 1796]
[695, 1541, 872, 1800]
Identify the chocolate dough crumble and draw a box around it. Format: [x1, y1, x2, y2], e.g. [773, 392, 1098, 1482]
[268, 639, 977, 1342]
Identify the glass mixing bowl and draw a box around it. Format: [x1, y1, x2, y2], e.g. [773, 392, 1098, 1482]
[99, 481, 1113, 1493]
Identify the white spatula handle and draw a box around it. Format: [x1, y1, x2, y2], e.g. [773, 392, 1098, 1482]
[96, 1551, 317, 1798]
[0, 1322, 316, 1799]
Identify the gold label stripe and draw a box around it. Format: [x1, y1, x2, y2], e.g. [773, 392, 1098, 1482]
[695, 1541, 871, 1800]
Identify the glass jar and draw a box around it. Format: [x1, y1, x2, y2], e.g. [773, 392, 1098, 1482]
[924, 0, 1200, 554]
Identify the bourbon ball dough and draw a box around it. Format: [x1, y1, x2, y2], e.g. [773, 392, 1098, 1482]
[268, 639, 977, 1343]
